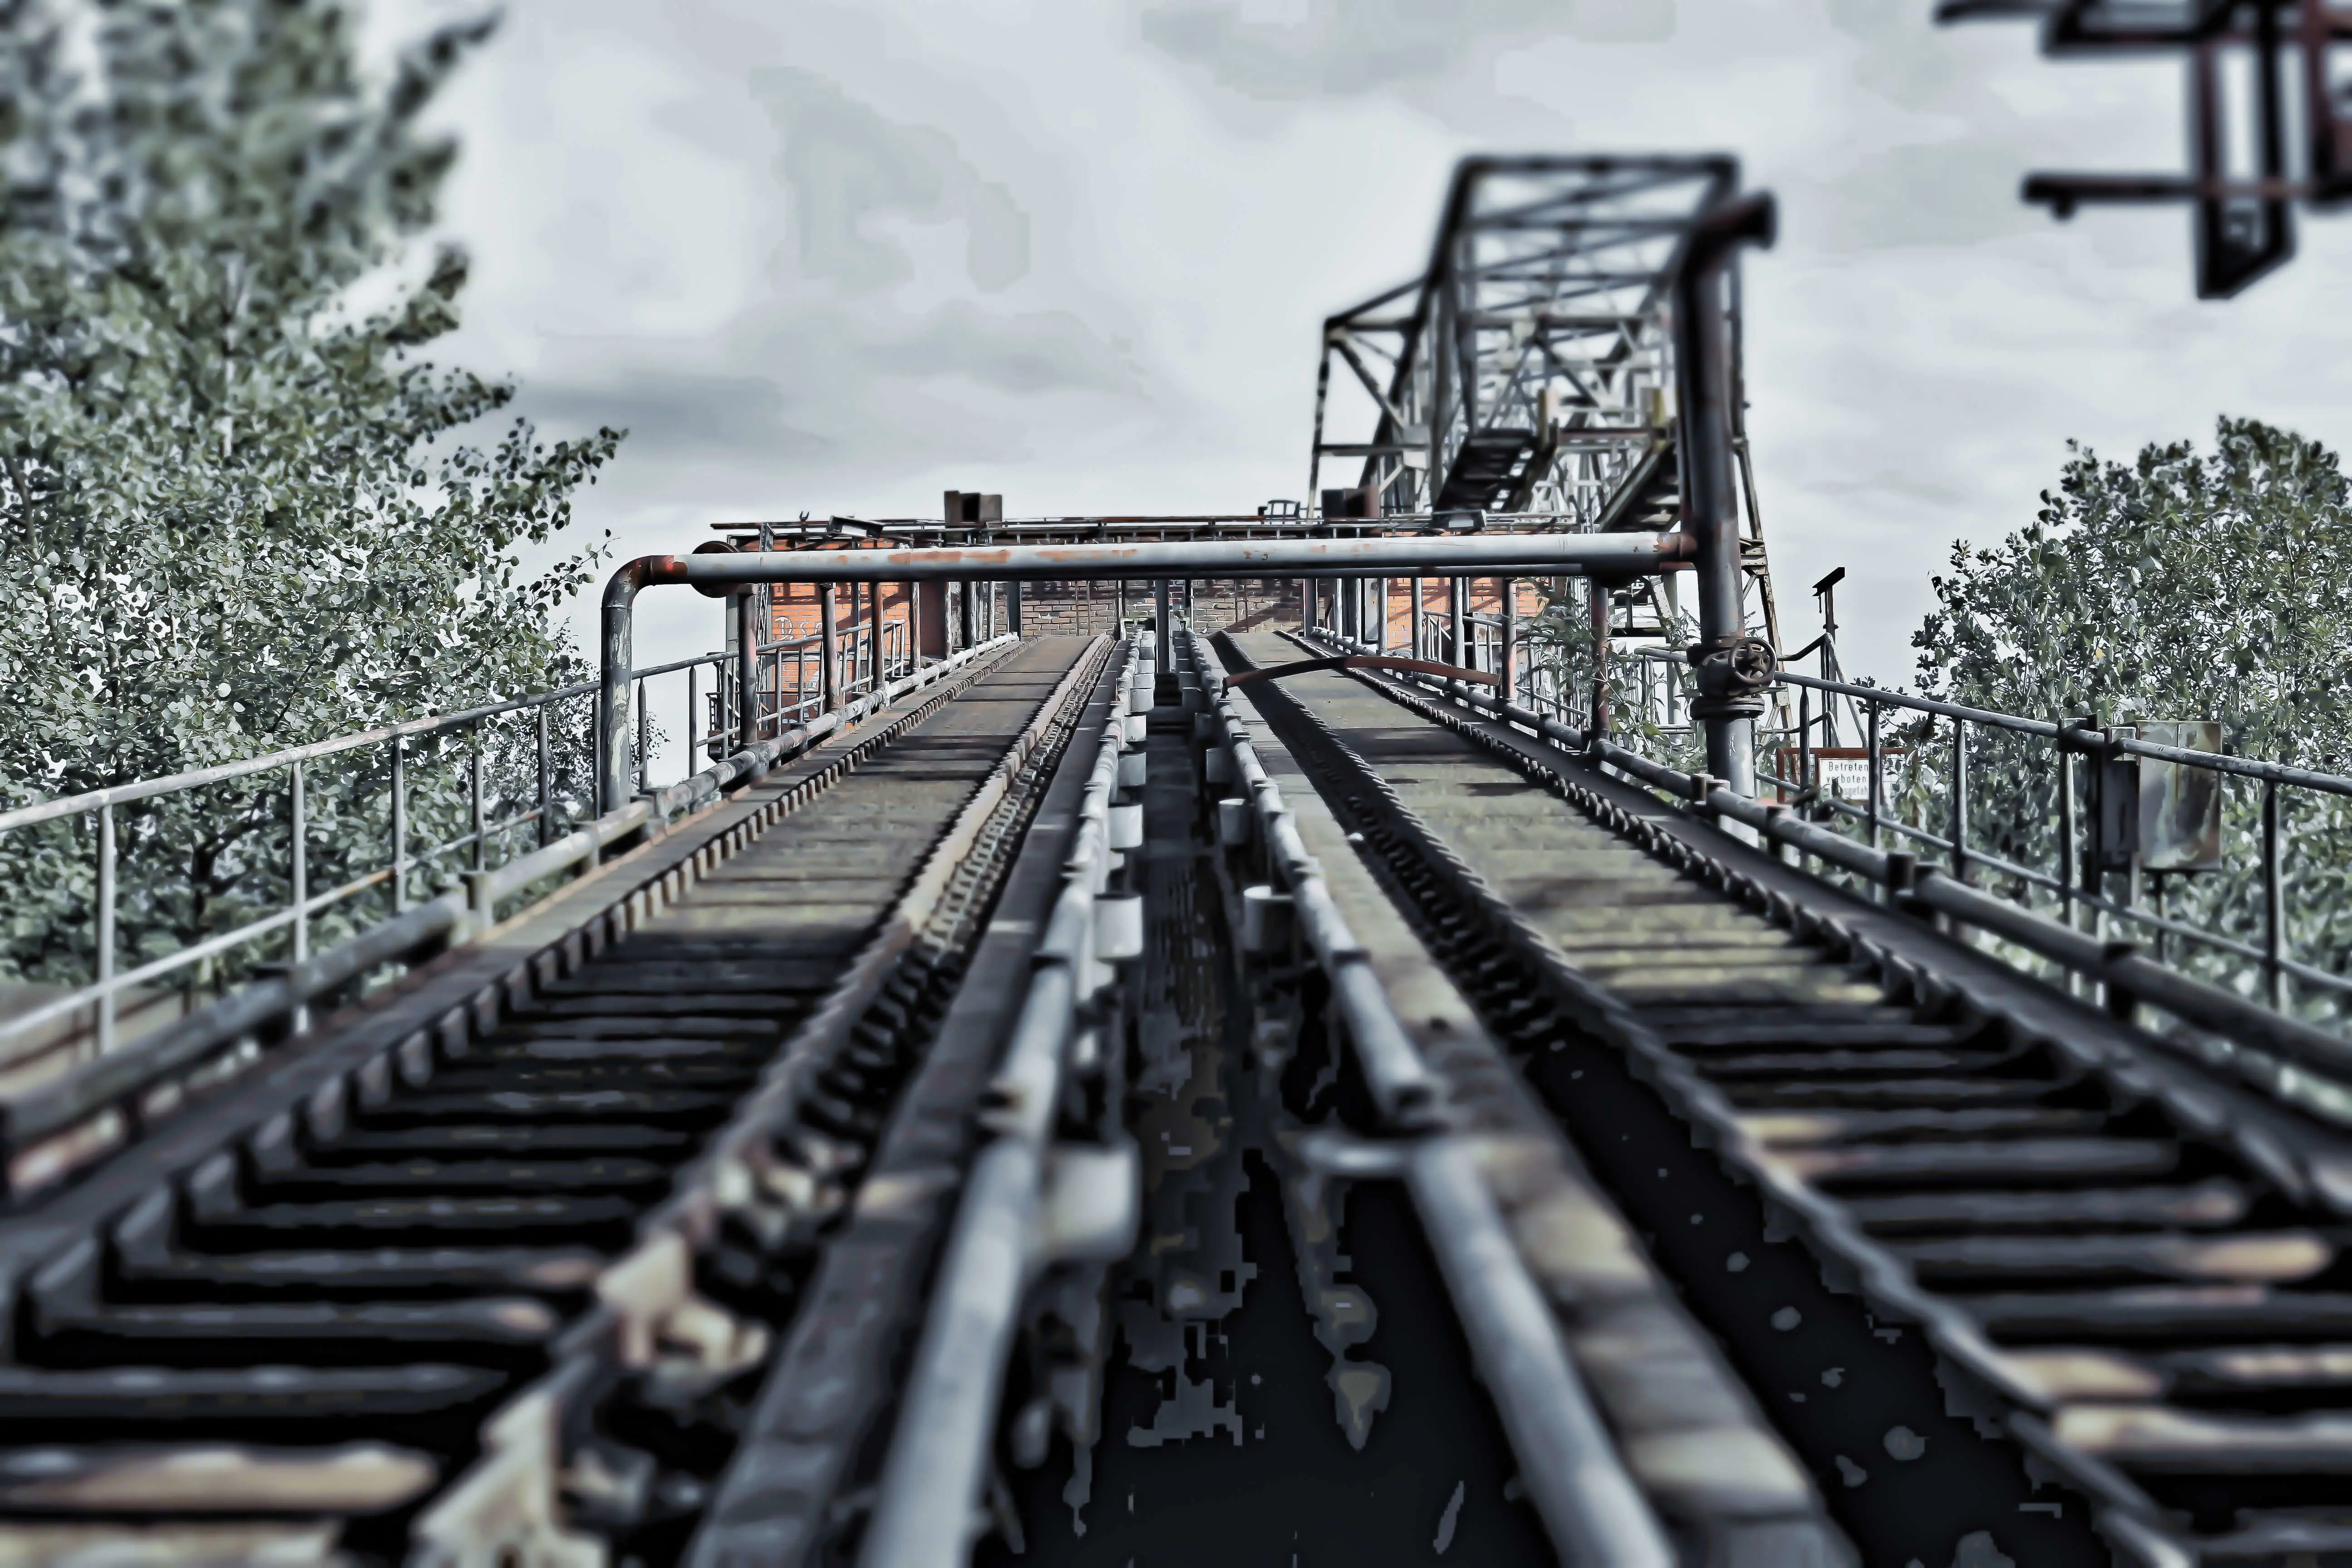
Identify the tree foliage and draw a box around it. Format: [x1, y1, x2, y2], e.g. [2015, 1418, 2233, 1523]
[1916, 417, 2352, 767]
[0, 0, 623, 988]
[1911, 417, 2352, 1009]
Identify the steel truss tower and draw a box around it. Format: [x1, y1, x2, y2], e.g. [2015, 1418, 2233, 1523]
[1307, 155, 1790, 733]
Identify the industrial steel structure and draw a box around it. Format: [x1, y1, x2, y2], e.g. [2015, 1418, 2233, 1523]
[10, 141, 2352, 1568]
[1943, 0, 2352, 294]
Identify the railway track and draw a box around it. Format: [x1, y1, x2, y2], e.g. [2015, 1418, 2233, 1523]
[9, 612, 2351, 1568]
[1217, 625, 2352, 1568]
[0, 635, 1115, 1568]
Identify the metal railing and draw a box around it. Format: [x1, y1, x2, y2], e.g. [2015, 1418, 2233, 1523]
[0, 635, 1018, 1196]
[0, 640, 778, 1078]
[1300, 621, 2352, 1113]
[1748, 666, 2352, 1019]
[725, 619, 919, 746]
[1561, 645, 2352, 1030]
[2, 681, 595, 1070]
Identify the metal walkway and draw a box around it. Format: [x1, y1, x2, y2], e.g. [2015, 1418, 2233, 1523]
[2, 620, 2347, 1568]
[0, 637, 1111, 1567]
[1220, 627, 2352, 1568]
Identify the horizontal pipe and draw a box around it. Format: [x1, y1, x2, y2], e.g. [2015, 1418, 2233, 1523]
[637, 530, 1690, 590]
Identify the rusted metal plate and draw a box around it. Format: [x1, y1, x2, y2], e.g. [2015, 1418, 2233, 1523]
[2138, 720, 2226, 872]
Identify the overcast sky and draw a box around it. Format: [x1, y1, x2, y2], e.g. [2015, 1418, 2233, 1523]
[376, 0, 2352, 691]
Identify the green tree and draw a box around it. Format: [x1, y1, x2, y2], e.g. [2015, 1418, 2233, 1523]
[0, 0, 623, 988]
[1911, 416, 2352, 1009]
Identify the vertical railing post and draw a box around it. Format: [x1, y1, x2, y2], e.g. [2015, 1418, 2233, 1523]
[1410, 578, 1424, 659]
[1798, 685, 1812, 805]
[820, 584, 842, 712]
[391, 736, 409, 913]
[2264, 776, 2287, 1012]
[1588, 579, 1610, 743]
[1950, 717, 1970, 882]
[470, 730, 486, 872]
[1449, 576, 1466, 670]
[1500, 577, 1517, 705]
[1155, 579, 1171, 666]
[635, 677, 650, 797]
[687, 662, 699, 773]
[735, 590, 759, 748]
[290, 761, 308, 965]
[1865, 697, 1882, 853]
[291, 760, 309, 1034]
[95, 801, 117, 1058]
[2058, 738, 2078, 928]
[535, 703, 552, 848]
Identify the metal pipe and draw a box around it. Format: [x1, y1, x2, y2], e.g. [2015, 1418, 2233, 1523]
[1008, 578, 1022, 636]
[820, 584, 841, 713]
[631, 531, 1687, 588]
[1449, 577, 1466, 670]
[1408, 1139, 1676, 1568]
[1155, 579, 1171, 666]
[1671, 190, 1777, 795]
[735, 590, 758, 748]
[1499, 577, 1517, 704]
[597, 533, 1688, 814]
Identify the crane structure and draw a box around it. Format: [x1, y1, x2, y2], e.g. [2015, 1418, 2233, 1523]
[1943, 0, 2352, 295]
[1305, 155, 1791, 761]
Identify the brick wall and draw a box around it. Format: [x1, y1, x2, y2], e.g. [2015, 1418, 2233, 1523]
[1013, 579, 1301, 637]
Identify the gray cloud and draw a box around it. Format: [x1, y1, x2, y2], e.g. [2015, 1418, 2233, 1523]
[752, 66, 1030, 293]
[1802, 141, 2044, 253]
[1137, 0, 1675, 99]
[865, 300, 1141, 397]
[520, 367, 833, 461]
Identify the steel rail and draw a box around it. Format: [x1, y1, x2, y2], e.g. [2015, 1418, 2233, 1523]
[857, 635, 1140, 1568]
[1248, 632, 2205, 1562]
[1189, 624, 1676, 1568]
[412, 637, 1119, 1568]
